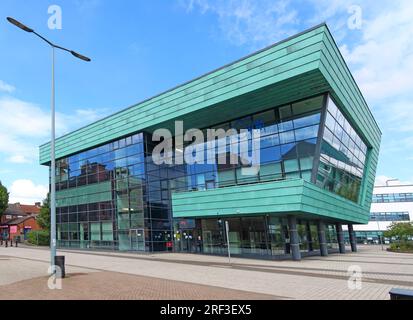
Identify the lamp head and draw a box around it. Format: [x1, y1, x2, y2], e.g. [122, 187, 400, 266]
[7, 17, 34, 33]
[71, 50, 91, 62]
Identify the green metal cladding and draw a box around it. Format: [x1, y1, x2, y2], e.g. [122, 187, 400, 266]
[172, 179, 368, 224]
[39, 23, 381, 224]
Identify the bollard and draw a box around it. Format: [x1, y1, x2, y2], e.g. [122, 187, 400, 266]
[54, 256, 66, 278]
[5, 240, 8, 248]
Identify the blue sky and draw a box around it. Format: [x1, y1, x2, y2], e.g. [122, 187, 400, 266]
[0, 0, 412, 203]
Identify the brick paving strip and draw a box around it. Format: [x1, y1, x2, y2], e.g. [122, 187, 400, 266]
[0, 270, 286, 300]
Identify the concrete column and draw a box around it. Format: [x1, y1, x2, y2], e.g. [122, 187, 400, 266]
[281, 225, 290, 254]
[336, 223, 346, 254]
[288, 216, 301, 261]
[348, 224, 357, 252]
[317, 221, 328, 256]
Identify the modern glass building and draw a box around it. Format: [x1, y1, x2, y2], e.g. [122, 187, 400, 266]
[344, 184, 413, 244]
[39, 24, 381, 260]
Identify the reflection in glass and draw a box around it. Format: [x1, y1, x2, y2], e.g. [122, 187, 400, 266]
[316, 97, 367, 203]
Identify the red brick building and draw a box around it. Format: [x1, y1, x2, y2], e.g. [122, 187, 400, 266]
[19, 203, 41, 216]
[1, 203, 42, 241]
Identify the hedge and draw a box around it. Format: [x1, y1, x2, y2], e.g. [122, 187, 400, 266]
[27, 230, 50, 246]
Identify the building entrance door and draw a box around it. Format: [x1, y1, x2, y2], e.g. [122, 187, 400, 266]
[130, 229, 145, 251]
[181, 229, 204, 253]
[180, 230, 194, 252]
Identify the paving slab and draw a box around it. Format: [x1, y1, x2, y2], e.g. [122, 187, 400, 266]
[0, 245, 412, 300]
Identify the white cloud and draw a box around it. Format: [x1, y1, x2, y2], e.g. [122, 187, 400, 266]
[0, 97, 51, 138]
[8, 179, 48, 204]
[0, 80, 15, 93]
[0, 97, 57, 163]
[7, 155, 31, 164]
[182, 0, 299, 48]
[0, 96, 108, 164]
[379, 100, 413, 133]
[0, 132, 38, 165]
[338, 1, 413, 104]
[338, 1, 413, 169]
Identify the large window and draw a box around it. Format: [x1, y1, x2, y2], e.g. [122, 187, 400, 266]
[56, 133, 144, 191]
[199, 216, 280, 257]
[169, 95, 324, 193]
[55, 133, 172, 252]
[185, 216, 340, 257]
[316, 97, 368, 203]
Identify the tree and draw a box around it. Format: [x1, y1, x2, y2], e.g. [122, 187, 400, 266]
[37, 193, 50, 232]
[0, 181, 9, 218]
[384, 222, 413, 242]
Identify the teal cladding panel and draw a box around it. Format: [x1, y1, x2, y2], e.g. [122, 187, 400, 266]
[172, 179, 367, 223]
[172, 179, 304, 218]
[55, 181, 112, 207]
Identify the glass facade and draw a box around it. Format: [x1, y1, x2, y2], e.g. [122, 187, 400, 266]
[369, 212, 410, 222]
[53, 93, 368, 254]
[55, 133, 172, 251]
[167, 95, 324, 193]
[372, 193, 413, 203]
[344, 231, 384, 244]
[173, 216, 336, 258]
[316, 97, 368, 202]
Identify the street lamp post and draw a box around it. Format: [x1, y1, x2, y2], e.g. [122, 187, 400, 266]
[376, 220, 384, 251]
[7, 17, 91, 269]
[225, 221, 231, 264]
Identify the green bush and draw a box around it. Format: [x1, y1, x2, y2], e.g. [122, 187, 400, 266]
[389, 241, 413, 252]
[27, 230, 50, 246]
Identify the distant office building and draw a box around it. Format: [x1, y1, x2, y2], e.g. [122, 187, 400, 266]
[348, 184, 413, 243]
[39, 24, 381, 260]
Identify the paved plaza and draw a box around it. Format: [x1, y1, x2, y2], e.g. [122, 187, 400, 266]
[0, 245, 412, 300]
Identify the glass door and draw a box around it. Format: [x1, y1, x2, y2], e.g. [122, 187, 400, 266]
[130, 229, 145, 251]
[181, 230, 194, 252]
